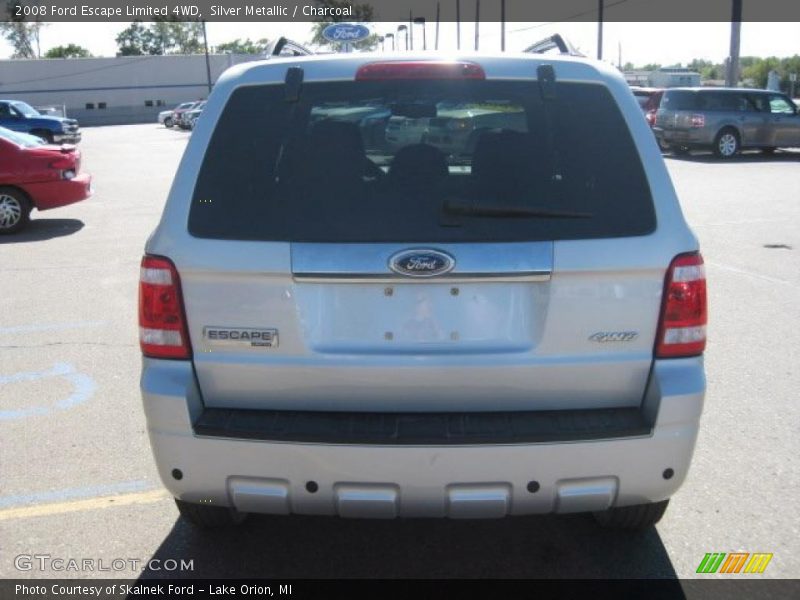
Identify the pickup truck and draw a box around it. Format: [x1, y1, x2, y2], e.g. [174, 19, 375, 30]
[0, 99, 81, 144]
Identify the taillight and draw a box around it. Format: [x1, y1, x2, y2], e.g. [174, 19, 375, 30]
[138, 255, 191, 359]
[656, 253, 707, 358]
[690, 114, 705, 128]
[646, 110, 656, 126]
[355, 61, 485, 81]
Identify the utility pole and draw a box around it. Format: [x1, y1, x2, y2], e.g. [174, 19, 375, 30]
[597, 0, 604, 60]
[726, 0, 742, 87]
[456, 0, 461, 50]
[201, 20, 212, 94]
[474, 0, 480, 51]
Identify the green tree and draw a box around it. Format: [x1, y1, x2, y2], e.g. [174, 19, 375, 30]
[1, 1, 47, 58]
[116, 20, 149, 56]
[309, 1, 379, 52]
[215, 38, 270, 54]
[166, 19, 203, 54]
[741, 56, 781, 89]
[116, 19, 205, 56]
[44, 44, 92, 58]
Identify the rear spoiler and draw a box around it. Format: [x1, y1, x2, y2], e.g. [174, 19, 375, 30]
[524, 34, 584, 57]
[264, 37, 314, 57]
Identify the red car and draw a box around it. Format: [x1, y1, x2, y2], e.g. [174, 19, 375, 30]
[632, 87, 664, 128]
[0, 126, 91, 233]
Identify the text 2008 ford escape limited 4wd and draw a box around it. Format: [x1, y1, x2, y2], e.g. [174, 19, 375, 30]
[139, 51, 707, 530]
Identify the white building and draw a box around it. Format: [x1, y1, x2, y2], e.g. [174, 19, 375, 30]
[0, 54, 262, 125]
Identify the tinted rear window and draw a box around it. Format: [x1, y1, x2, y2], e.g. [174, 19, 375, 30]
[661, 90, 697, 111]
[189, 80, 655, 243]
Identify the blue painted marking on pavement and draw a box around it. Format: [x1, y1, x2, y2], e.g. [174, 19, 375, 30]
[0, 321, 107, 334]
[0, 363, 97, 421]
[0, 480, 151, 509]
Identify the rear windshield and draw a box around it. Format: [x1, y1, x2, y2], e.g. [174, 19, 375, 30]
[189, 80, 656, 243]
[661, 90, 697, 111]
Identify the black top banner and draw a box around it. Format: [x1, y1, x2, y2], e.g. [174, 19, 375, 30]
[1, 0, 799, 23]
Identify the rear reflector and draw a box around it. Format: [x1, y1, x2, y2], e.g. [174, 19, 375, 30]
[355, 61, 485, 81]
[138, 255, 191, 359]
[656, 253, 707, 358]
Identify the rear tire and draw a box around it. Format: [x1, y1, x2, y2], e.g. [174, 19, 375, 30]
[0, 187, 32, 234]
[592, 499, 670, 531]
[713, 128, 739, 158]
[174, 498, 248, 529]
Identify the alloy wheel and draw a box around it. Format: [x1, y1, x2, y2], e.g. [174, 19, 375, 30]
[718, 133, 737, 157]
[0, 193, 22, 229]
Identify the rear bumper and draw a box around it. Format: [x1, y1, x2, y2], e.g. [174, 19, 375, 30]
[25, 173, 92, 211]
[141, 357, 705, 518]
[653, 128, 707, 147]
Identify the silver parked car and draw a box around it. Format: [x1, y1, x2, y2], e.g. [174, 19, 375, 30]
[139, 52, 707, 530]
[654, 87, 800, 157]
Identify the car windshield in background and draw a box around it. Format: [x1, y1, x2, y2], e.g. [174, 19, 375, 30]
[190, 80, 655, 243]
[11, 101, 40, 117]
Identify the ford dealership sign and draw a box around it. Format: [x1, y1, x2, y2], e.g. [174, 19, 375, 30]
[322, 23, 371, 43]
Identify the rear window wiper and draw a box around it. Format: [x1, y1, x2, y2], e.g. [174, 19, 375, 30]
[442, 198, 592, 219]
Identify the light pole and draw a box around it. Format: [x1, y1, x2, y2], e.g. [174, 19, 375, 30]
[414, 17, 427, 51]
[501, 0, 506, 52]
[201, 20, 212, 94]
[726, 0, 742, 87]
[385, 32, 395, 51]
[435, 2, 440, 50]
[597, 0, 604, 60]
[397, 25, 408, 51]
[474, 0, 480, 51]
[456, 0, 461, 50]
[378, 36, 385, 51]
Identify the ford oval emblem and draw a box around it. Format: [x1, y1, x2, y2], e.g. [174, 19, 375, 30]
[389, 249, 455, 278]
[322, 23, 371, 43]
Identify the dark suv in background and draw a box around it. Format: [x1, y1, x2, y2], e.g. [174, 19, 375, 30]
[654, 87, 800, 158]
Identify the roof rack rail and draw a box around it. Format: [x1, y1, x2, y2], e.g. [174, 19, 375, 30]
[524, 34, 584, 57]
[265, 37, 314, 57]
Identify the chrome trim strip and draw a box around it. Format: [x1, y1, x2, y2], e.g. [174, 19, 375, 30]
[292, 271, 551, 283]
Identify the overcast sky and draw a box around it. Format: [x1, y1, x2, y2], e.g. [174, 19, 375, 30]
[1, 21, 798, 66]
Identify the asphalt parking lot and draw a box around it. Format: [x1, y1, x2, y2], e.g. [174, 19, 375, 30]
[1, 124, 798, 580]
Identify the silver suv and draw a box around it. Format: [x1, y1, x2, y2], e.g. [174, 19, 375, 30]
[654, 87, 800, 158]
[139, 51, 707, 530]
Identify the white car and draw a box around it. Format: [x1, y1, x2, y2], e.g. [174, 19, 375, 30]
[139, 50, 707, 531]
[158, 102, 196, 128]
